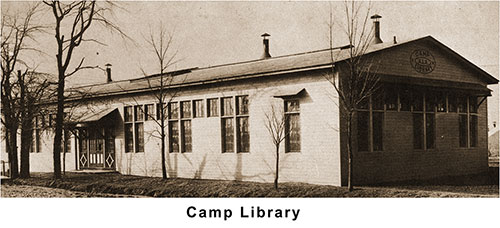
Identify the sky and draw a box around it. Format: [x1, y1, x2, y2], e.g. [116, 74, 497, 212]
[2, 0, 499, 128]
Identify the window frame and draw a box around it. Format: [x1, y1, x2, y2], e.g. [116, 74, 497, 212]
[284, 99, 301, 153]
[123, 105, 145, 153]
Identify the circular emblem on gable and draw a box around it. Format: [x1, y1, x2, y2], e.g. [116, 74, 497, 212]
[410, 49, 436, 74]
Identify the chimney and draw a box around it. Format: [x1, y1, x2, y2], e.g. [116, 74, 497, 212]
[261, 33, 271, 59]
[371, 14, 383, 44]
[393, 36, 397, 44]
[105, 63, 112, 83]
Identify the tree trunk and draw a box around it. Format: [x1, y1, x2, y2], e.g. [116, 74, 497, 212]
[52, 73, 64, 179]
[19, 120, 32, 178]
[347, 111, 354, 191]
[160, 118, 167, 180]
[274, 143, 279, 190]
[7, 127, 19, 179]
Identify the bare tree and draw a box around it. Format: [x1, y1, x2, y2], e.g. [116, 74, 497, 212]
[43, 0, 126, 179]
[326, 0, 380, 191]
[137, 23, 181, 180]
[264, 103, 290, 190]
[1, 3, 44, 179]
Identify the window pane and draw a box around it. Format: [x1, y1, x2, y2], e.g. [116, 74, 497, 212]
[35, 129, 41, 153]
[169, 121, 179, 152]
[222, 97, 234, 116]
[358, 97, 369, 110]
[425, 93, 436, 113]
[208, 98, 218, 117]
[459, 115, 468, 147]
[181, 101, 191, 118]
[357, 111, 369, 152]
[437, 92, 447, 112]
[413, 114, 424, 149]
[470, 115, 477, 147]
[469, 97, 477, 113]
[222, 118, 234, 152]
[144, 104, 155, 121]
[135, 123, 144, 152]
[124, 106, 133, 122]
[399, 87, 411, 111]
[285, 100, 300, 112]
[448, 94, 457, 112]
[372, 90, 384, 111]
[135, 105, 144, 121]
[193, 100, 204, 118]
[286, 114, 301, 152]
[385, 86, 398, 111]
[412, 91, 423, 112]
[169, 102, 179, 119]
[124, 123, 133, 152]
[61, 130, 71, 153]
[181, 120, 192, 152]
[426, 113, 435, 149]
[458, 96, 467, 113]
[373, 112, 384, 151]
[237, 117, 250, 152]
[237, 96, 249, 115]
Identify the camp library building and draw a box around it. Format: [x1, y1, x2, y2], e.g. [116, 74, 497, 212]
[1, 34, 497, 186]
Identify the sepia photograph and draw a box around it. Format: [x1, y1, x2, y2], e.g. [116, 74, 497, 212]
[1, 0, 499, 226]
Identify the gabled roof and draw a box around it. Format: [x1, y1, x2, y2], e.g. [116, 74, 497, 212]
[67, 36, 498, 101]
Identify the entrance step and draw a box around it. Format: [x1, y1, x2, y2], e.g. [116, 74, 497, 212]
[71, 170, 118, 174]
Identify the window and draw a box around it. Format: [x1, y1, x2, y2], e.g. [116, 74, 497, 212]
[448, 94, 457, 112]
[459, 114, 468, 147]
[207, 98, 219, 117]
[61, 130, 71, 153]
[31, 116, 42, 153]
[357, 111, 370, 152]
[285, 100, 300, 152]
[236, 96, 249, 152]
[169, 121, 179, 152]
[385, 86, 398, 111]
[412, 91, 423, 112]
[222, 97, 233, 116]
[169, 102, 180, 153]
[124, 106, 133, 122]
[220, 96, 250, 153]
[437, 92, 447, 112]
[372, 112, 384, 151]
[135, 123, 144, 152]
[413, 113, 424, 149]
[169, 101, 193, 153]
[135, 105, 144, 121]
[144, 104, 155, 121]
[470, 115, 478, 147]
[193, 100, 204, 118]
[124, 105, 144, 153]
[412, 92, 435, 150]
[399, 87, 411, 111]
[222, 118, 234, 152]
[425, 113, 435, 149]
[222, 97, 234, 153]
[180, 101, 192, 152]
[124, 123, 133, 152]
[459, 96, 478, 148]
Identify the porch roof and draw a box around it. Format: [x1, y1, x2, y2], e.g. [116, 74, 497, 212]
[69, 108, 118, 126]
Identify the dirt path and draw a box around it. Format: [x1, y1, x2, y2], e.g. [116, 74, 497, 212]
[0, 184, 145, 198]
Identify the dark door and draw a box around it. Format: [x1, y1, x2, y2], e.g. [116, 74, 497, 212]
[88, 129, 104, 168]
[78, 127, 114, 169]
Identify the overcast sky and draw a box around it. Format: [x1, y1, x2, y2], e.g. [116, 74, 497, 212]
[2, 0, 499, 127]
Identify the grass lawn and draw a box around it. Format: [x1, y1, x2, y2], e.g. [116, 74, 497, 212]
[1, 168, 498, 198]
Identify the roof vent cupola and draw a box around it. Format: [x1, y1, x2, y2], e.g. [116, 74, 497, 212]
[261, 33, 271, 59]
[371, 14, 383, 44]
